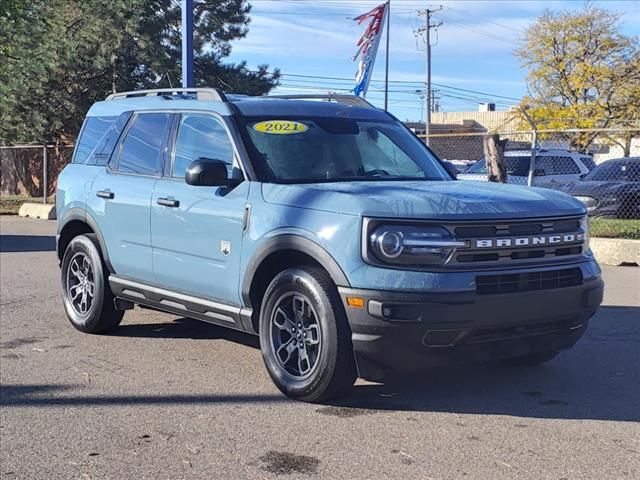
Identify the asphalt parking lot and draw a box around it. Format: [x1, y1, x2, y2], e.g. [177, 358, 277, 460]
[1, 215, 639, 480]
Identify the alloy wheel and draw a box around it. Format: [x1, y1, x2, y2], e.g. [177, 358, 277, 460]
[66, 252, 95, 316]
[269, 293, 322, 379]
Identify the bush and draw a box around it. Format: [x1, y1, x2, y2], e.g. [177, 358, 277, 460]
[590, 218, 640, 240]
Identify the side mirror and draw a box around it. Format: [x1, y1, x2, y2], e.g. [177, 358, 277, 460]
[534, 169, 546, 177]
[185, 158, 237, 187]
[442, 161, 458, 179]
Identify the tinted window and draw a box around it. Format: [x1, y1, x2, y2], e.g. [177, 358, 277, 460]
[173, 114, 234, 178]
[117, 113, 171, 175]
[73, 116, 117, 164]
[586, 160, 640, 181]
[551, 156, 580, 174]
[581, 156, 596, 171]
[88, 112, 131, 166]
[536, 157, 556, 175]
[468, 156, 531, 176]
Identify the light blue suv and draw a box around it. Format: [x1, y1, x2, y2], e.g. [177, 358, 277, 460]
[57, 88, 603, 401]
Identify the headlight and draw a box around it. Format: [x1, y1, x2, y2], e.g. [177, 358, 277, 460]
[368, 224, 467, 266]
[580, 215, 590, 253]
[575, 195, 598, 212]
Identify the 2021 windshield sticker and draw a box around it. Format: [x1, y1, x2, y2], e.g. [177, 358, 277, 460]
[253, 120, 309, 134]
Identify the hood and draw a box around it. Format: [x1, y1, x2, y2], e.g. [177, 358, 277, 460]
[557, 180, 639, 197]
[262, 180, 586, 220]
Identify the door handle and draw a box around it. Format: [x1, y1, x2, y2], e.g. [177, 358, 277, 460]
[157, 197, 180, 208]
[96, 190, 114, 199]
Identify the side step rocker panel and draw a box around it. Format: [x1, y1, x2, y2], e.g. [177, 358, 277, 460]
[108, 276, 254, 333]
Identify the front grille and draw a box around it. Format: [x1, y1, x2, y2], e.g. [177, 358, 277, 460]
[421, 317, 586, 348]
[476, 268, 583, 295]
[454, 219, 580, 238]
[449, 216, 585, 267]
[465, 318, 585, 345]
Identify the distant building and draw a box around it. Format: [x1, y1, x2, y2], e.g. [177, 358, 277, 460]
[405, 110, 525, 161]
[430, 110, 522, 132]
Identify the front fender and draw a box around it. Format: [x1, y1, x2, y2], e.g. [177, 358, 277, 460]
[241, 233, 351, 308]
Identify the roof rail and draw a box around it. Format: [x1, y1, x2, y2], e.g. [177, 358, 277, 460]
[105, 88, 227, 102]
[265, 94, 374, 108]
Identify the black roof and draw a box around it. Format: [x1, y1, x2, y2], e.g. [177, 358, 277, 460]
[230, 98, 392, 121]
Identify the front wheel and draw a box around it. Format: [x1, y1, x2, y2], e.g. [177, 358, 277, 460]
[259, 266, 356, 402]
[61, 234, 123, 333]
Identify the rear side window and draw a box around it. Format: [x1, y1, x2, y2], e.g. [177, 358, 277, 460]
[73, 116, 117, 164]
[536, 157, 556, 175]
[117, 113, 172, 175]
[172, 114, 234, 178]
[551, 156, 580, 174]
[581, 156, 596, 171]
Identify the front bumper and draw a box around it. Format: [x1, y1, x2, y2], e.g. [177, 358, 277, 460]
[339, 268, 603, 381]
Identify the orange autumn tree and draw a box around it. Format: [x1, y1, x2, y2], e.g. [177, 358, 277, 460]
[516, 4, 640, 154]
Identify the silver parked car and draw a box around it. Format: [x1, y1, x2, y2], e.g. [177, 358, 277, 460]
[458, 149, 595, 187]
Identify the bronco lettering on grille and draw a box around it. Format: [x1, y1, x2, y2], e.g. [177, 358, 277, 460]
[475, 233, 584, 249]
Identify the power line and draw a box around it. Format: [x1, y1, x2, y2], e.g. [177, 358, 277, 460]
[259, 71, 522, 102]
[444, 6, 522, 33]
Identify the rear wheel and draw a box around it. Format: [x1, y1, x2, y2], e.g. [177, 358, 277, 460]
[259, 266, 356, 402]
[502, 351, 560, 367]
[61, 235, 123, 333]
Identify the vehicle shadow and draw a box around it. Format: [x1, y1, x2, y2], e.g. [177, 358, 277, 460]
[0, 234, 56, 253]
[108, 317, 260, 349]
[333, 305, 640, 422]
[20, 306, 636, 422]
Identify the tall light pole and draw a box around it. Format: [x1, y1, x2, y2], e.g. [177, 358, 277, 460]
[181, 0, 194, 88]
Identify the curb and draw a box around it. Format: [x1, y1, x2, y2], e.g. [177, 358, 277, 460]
[590, 237, 640, 266]
[18, 202, 56, 220]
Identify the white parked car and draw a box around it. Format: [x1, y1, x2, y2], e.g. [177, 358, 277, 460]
[458, 149, 596, 187]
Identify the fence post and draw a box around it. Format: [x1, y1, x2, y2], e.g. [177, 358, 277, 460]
[42, 145, 48, 204]
[527, 129, 537, 187]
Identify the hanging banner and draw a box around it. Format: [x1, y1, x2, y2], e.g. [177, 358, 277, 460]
[353, 2, 388, 98]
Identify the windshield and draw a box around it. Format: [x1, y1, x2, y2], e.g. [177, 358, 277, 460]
[585, 160, 640, 181]
[240, 117, 450, 183]
[467, 156, 532, 176]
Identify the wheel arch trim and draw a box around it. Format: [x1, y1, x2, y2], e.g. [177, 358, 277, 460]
[241, 234, 351, 308]
[57, 208, 115, 273]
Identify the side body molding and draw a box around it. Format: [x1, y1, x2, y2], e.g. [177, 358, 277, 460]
[241, 234, 351, 308]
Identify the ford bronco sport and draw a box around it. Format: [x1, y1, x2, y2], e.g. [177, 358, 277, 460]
[57, 88, 603, 402]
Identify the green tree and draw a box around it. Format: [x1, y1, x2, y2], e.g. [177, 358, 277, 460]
[515, 4, 640, 153]
[0, 0, 279, 145]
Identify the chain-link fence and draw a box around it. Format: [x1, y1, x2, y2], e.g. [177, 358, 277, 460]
[421, 128, 640, 220]
[1, 128, 639, 220]
[0, 145, 74, 205]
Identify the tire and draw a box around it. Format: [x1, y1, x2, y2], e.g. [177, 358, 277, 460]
[502, 351, 560, 367]
[60, 234, 123, 333]
[259, 266, 357, 402]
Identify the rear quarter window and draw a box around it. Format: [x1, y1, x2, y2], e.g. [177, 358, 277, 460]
[72, 113, 131, 166]
[73, 116, 117, 164]
[581, 156, 596, 171]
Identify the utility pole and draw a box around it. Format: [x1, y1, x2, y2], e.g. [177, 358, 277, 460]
[384, 1, 391, 111]
[417, 7, 442, 144]
[181, 0, 194, 88]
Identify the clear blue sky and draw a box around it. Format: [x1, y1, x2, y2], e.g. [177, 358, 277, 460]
[226, 0, 640, 121]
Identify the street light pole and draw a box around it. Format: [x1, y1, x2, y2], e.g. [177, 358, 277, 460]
[181, 0, 194, 88]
